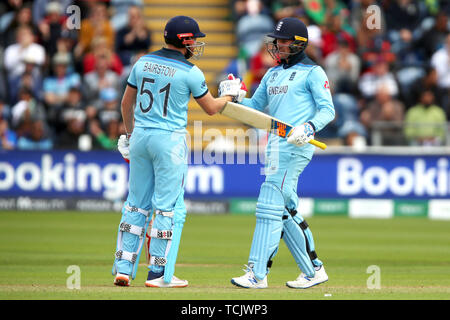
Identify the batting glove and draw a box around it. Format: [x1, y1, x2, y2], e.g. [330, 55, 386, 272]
[218, 74, 247, 103]
[287, 122, 315, 147]
[117, 134, 130, 163]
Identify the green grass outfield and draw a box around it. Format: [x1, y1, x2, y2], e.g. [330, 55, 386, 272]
[0, 211, 449, 300]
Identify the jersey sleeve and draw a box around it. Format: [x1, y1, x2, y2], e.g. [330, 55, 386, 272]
[127, 63, 138, 89]
[306, 66, 335, 132]
[241, 69, 269, 111]
[188, 66, 209, 99]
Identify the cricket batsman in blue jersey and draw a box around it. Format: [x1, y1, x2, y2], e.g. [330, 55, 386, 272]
[112, 16, 232, 287]
[219, 17, 335, 289]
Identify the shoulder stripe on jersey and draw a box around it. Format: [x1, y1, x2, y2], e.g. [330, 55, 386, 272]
[291, 63, 317, 69]
[144, 54, 193, 70]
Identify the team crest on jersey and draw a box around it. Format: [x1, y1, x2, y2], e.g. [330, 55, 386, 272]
[289, 72, 296, 81]
[269, 72, 278, 83]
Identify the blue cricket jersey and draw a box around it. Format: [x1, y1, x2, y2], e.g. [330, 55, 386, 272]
[127, 48, 208, 133]
[242, 52, 335, 159]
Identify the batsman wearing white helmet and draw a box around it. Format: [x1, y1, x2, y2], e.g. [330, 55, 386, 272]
[219, 17, 335, 289]
[113, 16, 232, 287]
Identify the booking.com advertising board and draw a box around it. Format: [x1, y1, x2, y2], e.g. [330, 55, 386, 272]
[1, 151, 450, 216]
[1, 151, 450, 199]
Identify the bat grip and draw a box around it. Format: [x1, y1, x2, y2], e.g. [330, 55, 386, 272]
[309, 139, 327, 150]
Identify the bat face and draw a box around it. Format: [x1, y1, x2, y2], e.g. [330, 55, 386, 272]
[221, 102, 327, 149]
[270, 119, 293, 138]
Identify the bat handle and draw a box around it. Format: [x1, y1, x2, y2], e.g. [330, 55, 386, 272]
[309, 139, 327, 150]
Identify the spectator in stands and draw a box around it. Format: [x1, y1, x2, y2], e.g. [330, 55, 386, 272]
[0, 73, 7, 103]
[318, 92, 367, 144]
[8, 52, 43, 105]
[271, 0, 304, 21]
[0, 118, 16, 150]
[324, 36, 360, 93]
[0, 99, 15, 149]
[0, 2, 35, 48]
[384, 0, 424, 34]
[350, 0, 386, 34]
[16, 119, 53, 150]
[415, 12, 449, 60]
[321, 11, 356, 58]
[409, 66, 441, 111]
[56, 112, 87, 150]
[43, 52, 81, 110]
[11, 86, 47, 138]
[302, 0, 350, 26]
[74, 2, 115, 61]
[383, 0, 425, 66]
[72, 0, 98, 21]
[353, 3, 395, 71]
[404, 89, 447, 146]
[360, 85, 405, 145]
[83, 37, 123, 75]
[90, 117, 122, 150]
[430, 33, 450, 116]
[97, 87, 121, 129]
[37, 1, 67, 58]
[0, 0, 33, 34]
[3, 25, 45, 78]
[83, 52, 120, 107]
[115, 5, 151, 67]
[232, 0, 271, 22]
[110, 0, 143, 31]
[0, 100, 11, 122]
[56, 28, 79, 66]
[52, 86, 85, 136]
[236, 0, 274, 58]
[32, 0, 72, 26]
[302, 13, 323, 64]
[85, 87, 121, 150]
[358, 57, 398, 100]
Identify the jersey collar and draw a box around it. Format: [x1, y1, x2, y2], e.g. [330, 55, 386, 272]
[282, 51, 307, 69]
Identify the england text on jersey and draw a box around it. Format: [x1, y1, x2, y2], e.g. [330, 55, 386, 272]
[268, 85, 289, 95]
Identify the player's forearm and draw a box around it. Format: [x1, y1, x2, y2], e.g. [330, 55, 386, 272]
[308, 106, 335, 132]
[121, 85, 137, 135]
[241, 83, 267, 112]
[121, 103, 135, 135]
[196, 92, 232, 115]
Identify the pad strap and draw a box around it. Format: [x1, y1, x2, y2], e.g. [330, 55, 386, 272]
[150, 228, 173, 239]
[150, 256, 167, 266]
[286, 207, 297, 217]
[125, 205, 150, 217]
[299, 220, 309, 230]
[155, 209, 174, 218]
[115, 250, 137, 264]
[120, 222, 145, 238]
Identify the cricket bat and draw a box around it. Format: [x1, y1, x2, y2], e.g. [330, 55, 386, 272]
[220, 102, 327, 150]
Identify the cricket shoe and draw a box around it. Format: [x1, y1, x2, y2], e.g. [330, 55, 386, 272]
[114, 273, 130, 287]
[286, 265, 328, 289]
[145, 270, 188, 288]
[231, 265, 268, 289]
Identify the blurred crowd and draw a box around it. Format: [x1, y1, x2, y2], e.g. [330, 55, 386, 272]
[228, 0, 450, 146]
[0, 0, 449, 151]
[0, 0, 151, 151]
